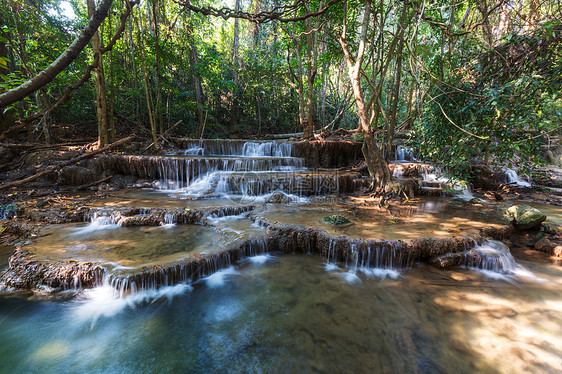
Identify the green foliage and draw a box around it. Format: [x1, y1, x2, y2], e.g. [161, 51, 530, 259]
[413, 22, 561, 174]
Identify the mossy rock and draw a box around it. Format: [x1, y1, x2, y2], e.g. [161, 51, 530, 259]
[504, 205, 546, 230]
[321, 215, 353, 226]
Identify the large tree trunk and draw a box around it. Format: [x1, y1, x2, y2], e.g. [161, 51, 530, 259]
[88, 0, 110, 147]
[303, 15, 316, 140]
[0, 0, 114, 108]
[338, 0, 390, 189]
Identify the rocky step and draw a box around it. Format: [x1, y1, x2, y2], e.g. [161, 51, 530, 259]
[0, 220, 514, 293]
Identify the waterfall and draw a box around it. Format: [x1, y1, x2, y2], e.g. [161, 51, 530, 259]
[453, 183, 474, 201]
[155, 140, 308, 198]
[394, 146, 416, 162]
[73, 212, 121, 235]
[465, 240, 517, 272]
[393, 165, 404, 178]
[505, 168, 531, 187]
[324, 239, 403, 280]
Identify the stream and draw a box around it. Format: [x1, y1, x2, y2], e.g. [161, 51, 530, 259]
[0, 140, 561, 373]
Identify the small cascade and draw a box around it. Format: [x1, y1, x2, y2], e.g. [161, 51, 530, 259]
[178, 139, 292, 157]
[453, 183, 474, 201]
[74, 212, 121, 234]
[465, 240, 518, 273]
[504, 168, 531, 187]
[323, 238, 406, 280]
[154, 140, 310, 197]
[393, 165, 404, 178]
[394, 145, 416, 162]
[241, 141, 292, 157]
[162, 213, 176, 227]
[105, 239, 271, 295]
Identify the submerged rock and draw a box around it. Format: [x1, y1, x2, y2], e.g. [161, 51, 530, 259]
[504, 205, 546, 230]
[534, 238, 554, 253]
[321, 215, 352, 226]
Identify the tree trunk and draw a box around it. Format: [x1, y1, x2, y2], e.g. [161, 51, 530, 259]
[88, 0, 110, 147]
[152, 0, 164, 134]
[230, 0, 241, 138]
[386, 3, 407, 161]
[186, 13, 204, 137]
[303, 15, 316, 140]
[134, 12, 158, 147]
[0, 26, 15, 132]
[338, 0, 390, 189]
[0, 0, 114, 108]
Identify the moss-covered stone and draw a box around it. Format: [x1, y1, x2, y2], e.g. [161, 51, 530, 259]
[504, 205, 546, 230]
[321, 215, 352, 226]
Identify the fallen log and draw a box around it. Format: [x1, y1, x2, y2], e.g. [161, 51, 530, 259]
[0, 123, 26, 142]
[0, 134, 136, 190]
[72, 175, 112, 192]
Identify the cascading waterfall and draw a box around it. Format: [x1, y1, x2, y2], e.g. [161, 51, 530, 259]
[505, 168, 531, 187]
[74, 211, 122, 235]
[104, 238, 271, 295]
[155, 141, 315, 199]
[465, 240, 518, 273]
[462, 240, 543, 282]
[324, 238, 405, 280]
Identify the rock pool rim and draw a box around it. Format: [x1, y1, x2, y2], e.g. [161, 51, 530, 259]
[0, 209, 515, 295]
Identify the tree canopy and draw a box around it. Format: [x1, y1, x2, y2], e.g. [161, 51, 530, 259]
[0, 0, 560, 184]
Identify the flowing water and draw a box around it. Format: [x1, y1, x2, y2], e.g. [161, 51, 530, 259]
[505, 168, 531, 187]
[0, 253, 560, 373]
[1, 140, 561, 373]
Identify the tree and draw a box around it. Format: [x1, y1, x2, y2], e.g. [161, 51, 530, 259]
[0, 0, 114, 109]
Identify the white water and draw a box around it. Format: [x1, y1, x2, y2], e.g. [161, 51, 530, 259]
[394, 146, 416, 162]
[202, 266, 239, 288]
[161, 213, 176, 228]
[393, 165, 404, 178]
[70, 282, 192, 327]
[359, 267, 401, 280]
[453, 184, 474, 201]
[505, 168, 531, 187]
[246, 254, 276, 265]
[467, 240, 543, 282]
[157, 141, 312, 200]
[72, 213, 121, 235]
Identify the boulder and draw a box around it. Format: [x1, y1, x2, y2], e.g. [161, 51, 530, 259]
[504, 205, 546, 230]
[534, 238, 554, 253]
[266, 192, 290, 204]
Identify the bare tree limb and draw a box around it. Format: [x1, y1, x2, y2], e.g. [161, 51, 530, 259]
[175, 0, 342, 24]
[0, 0, 116, 108]
[0, 134, 136, 190]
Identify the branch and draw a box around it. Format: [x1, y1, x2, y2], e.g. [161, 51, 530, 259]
[175, 0, 342, 24]
[0, 134, 136, 190]
[0, 0, 116, 108]
[20, 1, 137, 128]
[406, 0, 505, 37]
[434, 100, 490, 140]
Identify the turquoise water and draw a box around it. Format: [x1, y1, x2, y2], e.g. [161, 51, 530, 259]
[1, 251, 560, 374]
